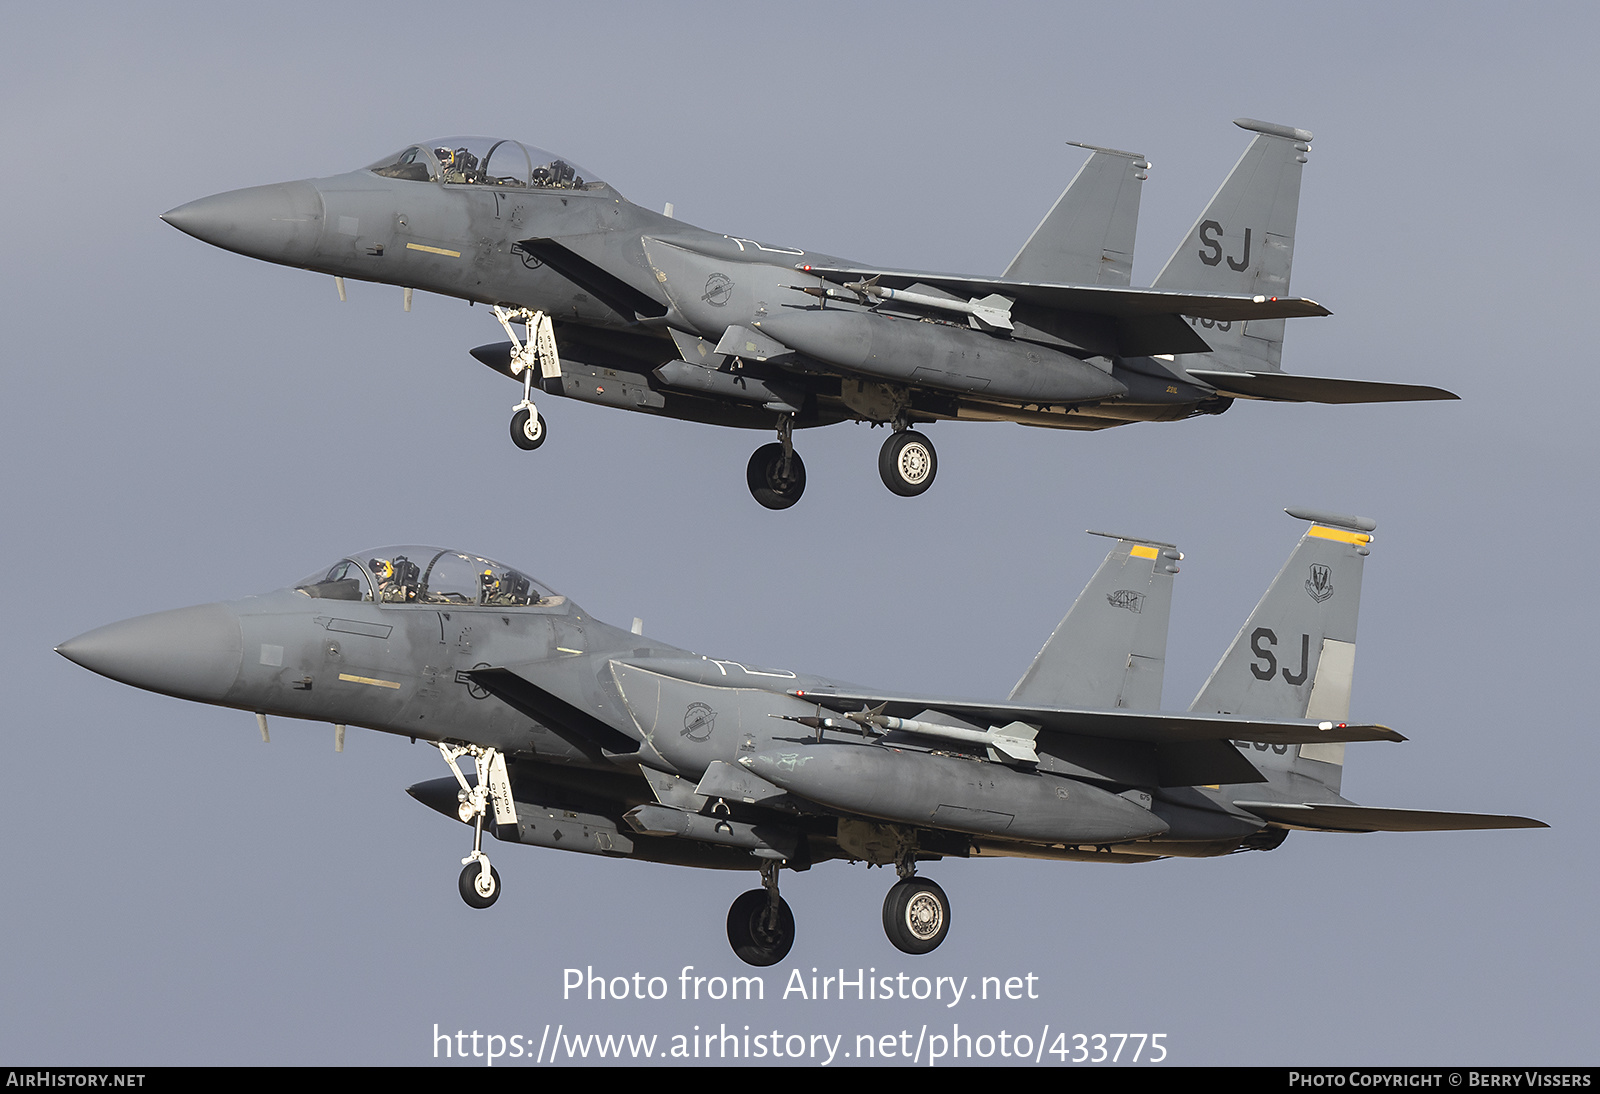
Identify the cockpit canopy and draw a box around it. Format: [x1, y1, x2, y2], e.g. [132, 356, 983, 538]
[367, 138, 601, 191]
[295, 546, 555, 607]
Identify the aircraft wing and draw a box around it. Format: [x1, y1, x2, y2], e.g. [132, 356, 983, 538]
[1233, 801, 1547, 832]
[1186, 369, 1459, 403]
[797, 265, 1331, 322]
[470, 665, 641, 756]
[789, 689, 1402, 745]
[517, 236, 669, 320]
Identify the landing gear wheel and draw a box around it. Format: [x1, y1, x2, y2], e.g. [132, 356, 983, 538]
[726, 888, 796, 966]
[882, 877, 950, 954]
[878, 430, 937, 497]
[746, 442, 807, 510]
[459, 862, 502, 909]
[510, 408, 547, 451]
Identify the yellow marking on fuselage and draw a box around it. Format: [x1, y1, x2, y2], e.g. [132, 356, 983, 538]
[1130, 544, 1159, 559]
[405, 242, 461, 258]
[1308, 525, 1372, 546]
[338, 673, 402, 690]
[556, 647, 583, 655]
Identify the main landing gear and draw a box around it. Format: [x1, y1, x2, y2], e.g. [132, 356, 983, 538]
[746, 414, 806, 510]
[744, 417, 939, 508]
[438, 742, 516, 910]
[726, 860, 796, 966]
[495, 306, 559, 453]
[878, 426, 937, 497]
[881, 855, 951, 955]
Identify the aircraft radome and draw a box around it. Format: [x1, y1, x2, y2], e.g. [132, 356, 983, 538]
[58, 511, 1541, 965]
[162, 120, 1455, 509]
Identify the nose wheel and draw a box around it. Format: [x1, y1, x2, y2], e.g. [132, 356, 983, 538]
[879, 429, 937, 497]
[510, 407, 547, 450]
[459, 861, 502, 908]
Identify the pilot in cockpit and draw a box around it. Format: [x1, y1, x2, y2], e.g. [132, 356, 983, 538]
[371, 556, 420, 603]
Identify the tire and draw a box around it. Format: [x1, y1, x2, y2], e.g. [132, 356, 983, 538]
[878, 431, 937, 497]
[510, 408, 547, 451]
[726, 888, 796, 966]
[459, 862, 501, 909]
[745, 442, 806, 510]
[882, 877, 950, 955]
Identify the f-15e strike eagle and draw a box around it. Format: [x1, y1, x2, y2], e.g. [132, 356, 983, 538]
[162, 120, 1454, 508]
[58, 511, 1540, 965]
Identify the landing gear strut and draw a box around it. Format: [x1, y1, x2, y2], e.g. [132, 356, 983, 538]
[726, 860, 795, 966]
[438, 742, 516, 910]
[495, 307, 560, 452]
[746, 414, 806, 509]
[882, 854, 950, 954]
[878, 423, 937, 497]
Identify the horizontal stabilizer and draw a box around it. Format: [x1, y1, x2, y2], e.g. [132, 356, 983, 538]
[1187, 370, 1459, 403]
[1234, 801, 1547, 832]
[789, 689, 1403, 746]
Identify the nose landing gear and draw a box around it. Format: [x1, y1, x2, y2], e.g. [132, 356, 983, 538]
[495, 307, 560, 453]
[438, 742, 517, 910]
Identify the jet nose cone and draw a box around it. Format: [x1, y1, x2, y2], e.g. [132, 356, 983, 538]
[162, 180, 324, 265]
[57, 603, 243, 703]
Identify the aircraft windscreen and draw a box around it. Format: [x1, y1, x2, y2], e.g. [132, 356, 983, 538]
[295, 559, 373, 602]
[295, 547, 553, 608]
[367, 138, 601, 191]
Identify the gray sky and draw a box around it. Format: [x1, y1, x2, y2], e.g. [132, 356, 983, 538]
[2, 1, 1594, 1066]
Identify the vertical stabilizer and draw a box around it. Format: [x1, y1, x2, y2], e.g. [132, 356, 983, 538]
[1010, 532, 1181, 711]
[1191, 509, 1375, 791]
[1152, 119, 1312, 373]
[1005, 144, 1149, 287]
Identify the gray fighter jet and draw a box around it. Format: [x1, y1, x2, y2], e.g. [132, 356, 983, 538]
[162, 121, 1454, 509]
[58, 511, 1540, 965]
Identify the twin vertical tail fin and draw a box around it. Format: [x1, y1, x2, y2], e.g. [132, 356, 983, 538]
[1009, 532, 1182, 712]
[1005, 143, 1149, 287]
[1152, 118, 1312, 374]
[1189, 509, 1375, 791]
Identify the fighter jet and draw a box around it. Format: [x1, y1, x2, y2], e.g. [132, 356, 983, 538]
[161, 121, 1454, 509]
[57, 511, 1540, 965]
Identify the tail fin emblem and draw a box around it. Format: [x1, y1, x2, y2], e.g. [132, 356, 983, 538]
[1306, 564, 1333, 603]
[1106, 589, 1145, 613]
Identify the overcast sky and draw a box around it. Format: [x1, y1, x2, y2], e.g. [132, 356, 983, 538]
[2, 1, 1594, 1067]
